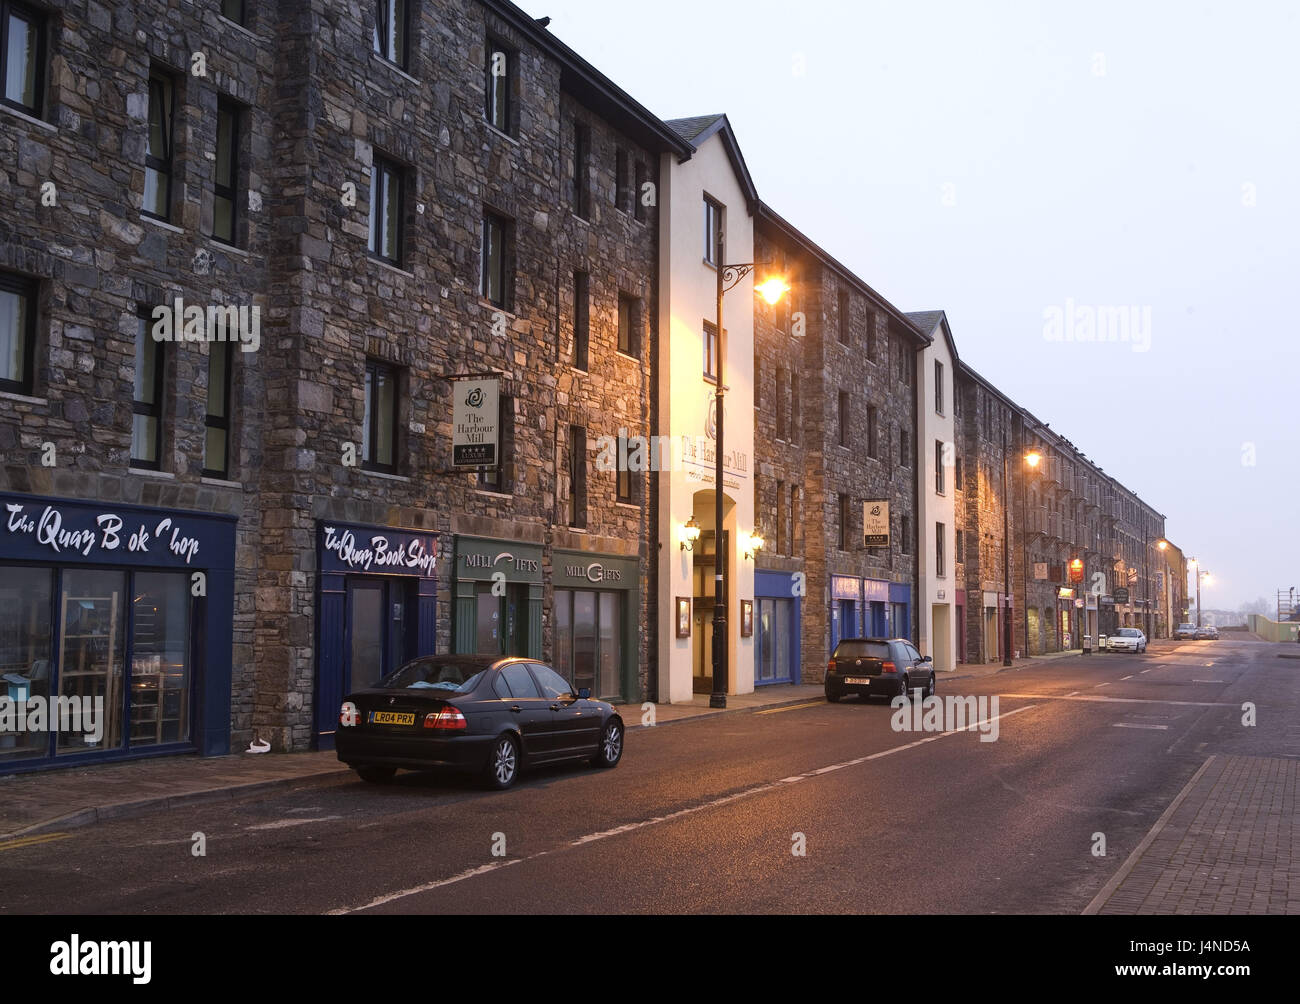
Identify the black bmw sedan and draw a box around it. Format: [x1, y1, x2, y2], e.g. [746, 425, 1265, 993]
[335, 654, 624, 789]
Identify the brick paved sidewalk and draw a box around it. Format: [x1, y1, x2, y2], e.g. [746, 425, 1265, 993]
[1088, 755, 1299, 914]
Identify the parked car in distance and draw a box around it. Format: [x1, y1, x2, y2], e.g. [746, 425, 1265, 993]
[1195, 626, 1219, 640]
[1107, 627, 1147, 653]
[1174, 623, 1198, 641]
[825, 637, 935, 703]
[336, 654, 624, 789]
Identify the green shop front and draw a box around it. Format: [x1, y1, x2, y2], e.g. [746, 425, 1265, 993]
[551, 551, 638, 703]
[452, 536, 542, 659]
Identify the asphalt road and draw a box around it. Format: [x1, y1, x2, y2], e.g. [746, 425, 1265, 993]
[1, 639, 1291, 914]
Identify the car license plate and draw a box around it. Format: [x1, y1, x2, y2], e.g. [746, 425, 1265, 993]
[368, 711, 416, 726]
[844, 677, 870, 685]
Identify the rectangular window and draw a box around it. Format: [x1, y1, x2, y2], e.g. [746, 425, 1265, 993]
[902, 515, 912, 555]
[572, 270, 589, 368]
[936, 440, 945, 494]
[485, 39, 512, 133]
[900, 427, 910, 467]
[0, 271, 37, 394]
[373, 0, 407, 67]
[130, 572, 192, 746]
[203, 342, 233, 479]
[569, 425, 586, 528]
[956, 528, 964, 561]
[57, 569, 126, 755]
[838, 288, 851, 345]
[480, 393, 511, 492]
[703, 320, 717, 381]
[790, 374, 800, 444]
[571, 122, 589, 219]
[936, 523, 946, 578]
[753, 349, 760, 410]
[935, 360, 945, 414]
[775, 479, 786, 555]
[212, 99, 240, 245]
[368, 156, 403, 264]
[0, 566, 52, 761]
[143, 73, 176, 222]
[838, 493, 849, 551]
[481, 211, 509, 308]
[956, 455, 963, 488]
[704, 197, 723, 266]
[132, 314, 165, 469]
[775, 366, 787, 440]
[362, 359, 397, 473]
[838, 390, 849, 447]
[867, 406, 878, 459]
[220, 0, 245, 25]
[2, 0, 44, 115]
[616, 433, 632, 503]
[617, 293, 638, 356]
[634, 162, 648, 222]
[615, 148, 629, 211]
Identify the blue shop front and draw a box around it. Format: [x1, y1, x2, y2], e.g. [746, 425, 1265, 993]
[0, 492, 236, 774]
[754, 570, 803, 686]
[314, 521, 438, 750]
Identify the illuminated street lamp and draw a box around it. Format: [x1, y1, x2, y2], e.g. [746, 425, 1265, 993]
[1188, 557, 1210, 627]
[709, 227, 787, 709]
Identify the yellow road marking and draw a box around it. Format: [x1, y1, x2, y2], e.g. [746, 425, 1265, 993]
[0, 832, 71, 853]
[755, 701, 826, 715]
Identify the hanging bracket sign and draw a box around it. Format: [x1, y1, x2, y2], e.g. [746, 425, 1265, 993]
[452, 377, 500, 467]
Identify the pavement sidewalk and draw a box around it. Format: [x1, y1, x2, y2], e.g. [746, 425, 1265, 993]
[1087, 754, 1300, 914]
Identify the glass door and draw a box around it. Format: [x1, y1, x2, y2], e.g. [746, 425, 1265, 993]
[57, 569, 126, 754]
[347, 579, 387, 692]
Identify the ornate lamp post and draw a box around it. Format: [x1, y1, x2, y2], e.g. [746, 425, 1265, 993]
[709, 228, 787, 709]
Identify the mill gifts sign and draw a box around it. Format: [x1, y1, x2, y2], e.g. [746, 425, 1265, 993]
[863, 500, 890, 547]
[452, 378, 499, 467]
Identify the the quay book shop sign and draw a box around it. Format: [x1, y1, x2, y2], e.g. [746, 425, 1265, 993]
[453, 378, 499, 467]
[0, 492, 236, 773]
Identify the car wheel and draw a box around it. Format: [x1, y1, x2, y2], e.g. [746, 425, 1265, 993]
[825, 690, 840, 703]
[899, 676, 910, 700]
[925, 673, 936, 698]
[355, 766, 396, 784]
[483, 734, 520, 790]
[593, 719, 623, 769]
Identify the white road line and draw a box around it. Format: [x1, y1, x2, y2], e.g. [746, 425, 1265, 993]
[1094, 683, 1111, 688]
[1065, 691, 1080, 697]
[248, 816, 341, 831]
[1112, 723, 1168, 730]
[999, 693, 1233, 708]
[1190, 680, 1222, 684]
[1120, 675, 1134, 681]
[327, 704, 1039, 914]
[1082, 756, 1217, 915]
[1139, 669, 1152, 674]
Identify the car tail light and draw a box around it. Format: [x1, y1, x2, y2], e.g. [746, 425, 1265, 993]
[339, 701, 359, 727]
[424, 706, 467, 731]
[827, 659, 837, 675]
[881, 661, 897, 674]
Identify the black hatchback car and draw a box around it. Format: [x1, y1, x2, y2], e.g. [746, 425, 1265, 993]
[336, 655, 624, 789]
[825, 637, 936, 703]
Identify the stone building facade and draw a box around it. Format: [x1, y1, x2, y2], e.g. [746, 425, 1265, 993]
[754, 204, 926, 684]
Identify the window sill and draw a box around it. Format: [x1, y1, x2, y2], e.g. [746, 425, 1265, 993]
[129, 467, 174, 479]
[371, 53, 418, 85]
[472, 488, 513, 500]
[360, 468, 410, 483]
[0, 103, 55, 132]
[369, 256, 414, 278]
[481, 299, 515, 317]
[615, 501, 641, 511]
[208, 238, 250, 258]
[615, 350, 640, 362]
[483, 121, 520, 146]
[0, 390, 47, 405]
[570, 212, 591, 226]
[140, 214, 183, 234]
[200, 476, 243, 488]
[217, 15, 263, 41]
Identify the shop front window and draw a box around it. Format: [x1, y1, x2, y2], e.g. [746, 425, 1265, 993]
[756, 597, 793, 685]
[130, 572, 190, 746]
[57, 569, 126, 755]
[554, 589, 622, 700]
[0, 566, 52, 760]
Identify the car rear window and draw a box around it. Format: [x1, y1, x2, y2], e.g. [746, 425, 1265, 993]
[380, 659, 485, 692]
[833, 641, 891, 660]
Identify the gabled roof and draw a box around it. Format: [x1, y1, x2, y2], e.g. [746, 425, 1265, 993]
[905, 310, 960, 364]
[757, 202, 929, 345]
[664, 113, 760, 212]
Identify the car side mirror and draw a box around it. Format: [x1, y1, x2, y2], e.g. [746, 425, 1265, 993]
[577, 687, 591, 700]
[921, 655, 933, 663]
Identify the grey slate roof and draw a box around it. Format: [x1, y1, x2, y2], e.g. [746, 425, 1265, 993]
[665, 114, 726, 144]
[904, 310, 946, 336]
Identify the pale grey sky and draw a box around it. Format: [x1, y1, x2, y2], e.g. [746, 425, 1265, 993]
[532, 0, 1299, 611]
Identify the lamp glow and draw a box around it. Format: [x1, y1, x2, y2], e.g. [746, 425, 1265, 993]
[757, 278, 790, 305]
[1025, 451, 1042, 468]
